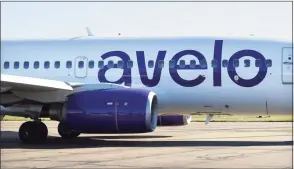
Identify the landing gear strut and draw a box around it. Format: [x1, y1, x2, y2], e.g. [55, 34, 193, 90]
[58, 121, 80, 139]
[19, 121, 48, 144]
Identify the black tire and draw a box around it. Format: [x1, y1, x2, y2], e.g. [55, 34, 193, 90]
[19, 121, 34, 144]
[19, 121, 48, 144]
[33, 121, 48, 144]
[58, 122, 80, 139]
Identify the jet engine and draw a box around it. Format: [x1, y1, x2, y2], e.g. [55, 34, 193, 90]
[46, 88, 158, 133]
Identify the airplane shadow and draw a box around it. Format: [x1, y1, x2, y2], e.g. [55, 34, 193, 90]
[0, 131, 292, 150]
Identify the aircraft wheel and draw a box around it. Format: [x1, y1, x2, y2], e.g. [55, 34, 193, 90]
[19, 121, 48, 144]
[58, 122, 80, 139]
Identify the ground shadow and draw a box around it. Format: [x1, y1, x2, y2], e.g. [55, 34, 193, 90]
[88, 135, 172, 139]
[1, 131, 292, 150]
[0, 131, 171, 140]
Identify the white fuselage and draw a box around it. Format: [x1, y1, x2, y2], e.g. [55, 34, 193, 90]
[1, 36, 292, 116]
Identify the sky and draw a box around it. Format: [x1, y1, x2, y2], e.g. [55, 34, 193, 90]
[1, 1, 292, 41]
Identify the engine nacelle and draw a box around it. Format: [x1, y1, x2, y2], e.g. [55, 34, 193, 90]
[61, 88, 158, 133]
[157, 115, 192, 126]
[46, 103, 66, 121]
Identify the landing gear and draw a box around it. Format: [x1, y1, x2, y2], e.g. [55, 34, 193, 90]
[58, 122, 80, 139]
[19, 121, 48, 144]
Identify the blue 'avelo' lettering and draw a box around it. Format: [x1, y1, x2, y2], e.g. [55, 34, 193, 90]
[170, 50, 207, 87]
[98, 51, 132, 86]
[97, 40, 268, 88]
[227, 50, 267, 87]
[213, 40, 223, 86]
[136, 51, 166, 87]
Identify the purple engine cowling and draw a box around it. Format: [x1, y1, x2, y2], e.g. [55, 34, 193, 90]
[64, 88, 158, 133]
[157, 115, 192, 126]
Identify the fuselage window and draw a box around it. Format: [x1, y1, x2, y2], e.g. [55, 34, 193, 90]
[118, 60, 124, 68]
[244, 59, 250, 67]
[211, 59, 217, 68]
[66, 61, 72, 69]
[4, 62, 9, 69]
[44, 61, 50, 69]
[14, 61, 20, 69]
[200, 59, 206, 68]
[158, 60, 164, 68]
[266, 59, 272, 67]
[222, 60, 228, 67]
[179, 60, 185, 68]
[255, 59, 261, 67]
[88, 60, 94, 68]
[78, 61, 84, 68]
[127, 60, 133, 68]
[54, 61, 60, 69]
[34, 61, 39, 69]
[24, 61, 29, 69]
[148, 60, 154, 68]
[169, 60, 175, 68]
[233, 59, 239, 67]
[107, 61, 114, 68]
[98, 61, 104, 68]
[190, 60, 196, 68]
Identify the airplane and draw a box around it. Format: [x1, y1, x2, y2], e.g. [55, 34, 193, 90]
[0, 30, 292, 144]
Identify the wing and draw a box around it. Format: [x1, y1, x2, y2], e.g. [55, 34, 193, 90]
[0, 74, 127, 104]
[0, 74, 130, 119]
[1, 74, 73, 92]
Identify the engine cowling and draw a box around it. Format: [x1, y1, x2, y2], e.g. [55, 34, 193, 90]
[157, 115, 192, 126]
[59, 88, 158, 133]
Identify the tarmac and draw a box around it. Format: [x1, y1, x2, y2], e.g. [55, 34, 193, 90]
[1, 121, 293, 168]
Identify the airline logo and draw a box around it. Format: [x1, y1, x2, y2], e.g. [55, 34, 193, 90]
[98, 40, 268, 87]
